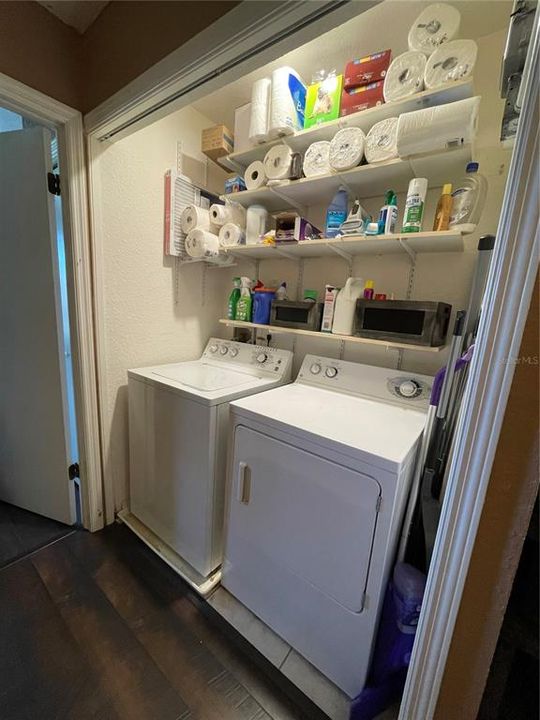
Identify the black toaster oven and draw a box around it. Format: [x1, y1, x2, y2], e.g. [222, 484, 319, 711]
[354, 300, 452, 346]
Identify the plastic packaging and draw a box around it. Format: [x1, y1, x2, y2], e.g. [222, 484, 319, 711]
[432, 183, 453, 231]
[332, 278, 365, 335]
[383, 51, 426, 102]
[245, 205, 268, 244]
[227, 277, 241, 320]
[235, 277, 253, 321]
[329, 127, 365, 172]
[365, 117, 399, 164]
[252, 288, 276, 325]
[340, 199, 371, 236]
[303, 141, 332, 177]
[325, 186, 349, 238]
[408, 3, 461, 54]
[363, 280, 375, 299]
[402, 178, 428, 233]
[304, 73, 343, 128]
[449, 162, 487, 233]
[424, 40, 477, 89]
[378, 190, 398, 234]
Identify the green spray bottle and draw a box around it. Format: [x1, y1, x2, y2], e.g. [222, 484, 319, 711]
[227, 277, 241, 320]
[234, 277, 253, 322]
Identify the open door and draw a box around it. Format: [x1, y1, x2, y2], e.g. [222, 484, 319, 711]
[0, 126, 76, 525]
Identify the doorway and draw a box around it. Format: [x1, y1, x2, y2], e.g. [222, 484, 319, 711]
[0, 106, 80, 562]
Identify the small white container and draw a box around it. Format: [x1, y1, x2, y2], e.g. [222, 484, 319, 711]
[245, 205, 268, 245]
[332, 278, 365, 335]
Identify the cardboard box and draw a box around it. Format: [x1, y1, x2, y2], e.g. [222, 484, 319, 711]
[234, 104, 253, 154]
[321, 285, 340, 332]
[201, 125, 234, 162]
[274, 212, 321, 243]
[304, 74, 343, 129]
[344, 50, 391, 88]
[340, 81, 385, 116]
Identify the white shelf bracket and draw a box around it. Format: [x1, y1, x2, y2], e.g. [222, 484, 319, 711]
[399, 238, 417, 263]
[275, 246, 300, 261]
[326, 241, 353, 263]
[269, 185, 307, 215]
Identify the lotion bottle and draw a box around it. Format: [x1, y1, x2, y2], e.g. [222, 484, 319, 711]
[433, 184, 453, 231]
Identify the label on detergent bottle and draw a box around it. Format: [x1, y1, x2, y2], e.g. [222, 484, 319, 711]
[326, 210, 348, 238]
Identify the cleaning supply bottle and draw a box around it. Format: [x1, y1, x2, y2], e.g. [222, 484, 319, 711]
[332, 277, 364, 335]
[275, 282, 287, 300]
[402, 178, 428, 233]
[227, 277, 241, 320]
[234, 277, 253, 322]
[325, 186, 349, 238]
[363, 280, 375, 299]
[433, 184, 453, 231]
[449, 162, 488, 234]
[377, 190, 398, 235]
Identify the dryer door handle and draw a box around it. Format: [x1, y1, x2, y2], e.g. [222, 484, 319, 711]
[238, 462, 251, 505]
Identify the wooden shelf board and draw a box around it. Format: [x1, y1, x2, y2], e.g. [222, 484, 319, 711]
[219, 319, 444, 353]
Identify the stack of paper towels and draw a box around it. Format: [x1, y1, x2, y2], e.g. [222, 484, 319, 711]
[209, 201, 246, 248]
[248, 67, 306, 145]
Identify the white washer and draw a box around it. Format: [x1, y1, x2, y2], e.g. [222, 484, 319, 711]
[125, 338, 292, 595]
[222, 354, 432, 697]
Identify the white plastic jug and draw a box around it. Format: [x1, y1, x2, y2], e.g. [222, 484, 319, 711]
[332, 277, 364, 335]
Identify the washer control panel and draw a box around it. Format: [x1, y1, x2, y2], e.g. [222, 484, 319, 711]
[202, 338, 292, 378]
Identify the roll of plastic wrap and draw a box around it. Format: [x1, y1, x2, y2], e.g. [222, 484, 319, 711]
[424, 40, 478, 89]
[246, 205, 268, 245]
[219, 223, 245, 247]
[210, 202, 246, 227]
[303, 141, 331, 177]
[408, 3, 461, 54]
[384, 51, 427, 102]
[249, 78, 271, 144]
[180, 205, 211, 233]
[329, 127, 365, 172]
[268, 66, 306, 138]
[397, 96, 480, 156]
[245, 160, 267, 190]
[364, 118, 399, 164]
[185, 228, 220, 258]
[264, 144, 295, 180]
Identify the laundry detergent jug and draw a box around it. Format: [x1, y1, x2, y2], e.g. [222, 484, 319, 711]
[332, 277, 364, 335]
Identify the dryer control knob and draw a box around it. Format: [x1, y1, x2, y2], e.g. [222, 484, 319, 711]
[398, 380, 420, 398]
[229, 347, 238, 357]
[220, 346, 229, 355]
[325, 367, 338, 379]
[256, 353, 268, 364]
[209, 344, 218, 353]
[310, 363, 322, 375]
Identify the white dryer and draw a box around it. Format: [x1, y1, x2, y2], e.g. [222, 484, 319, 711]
[222, 354, 432, 697]
[125, 338, 292, 595]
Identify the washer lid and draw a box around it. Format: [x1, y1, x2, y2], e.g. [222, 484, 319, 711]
[153, 362, 256, 392]
[231, 383, 427, 471]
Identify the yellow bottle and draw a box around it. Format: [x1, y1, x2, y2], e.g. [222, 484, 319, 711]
[433, 184, 453, 231]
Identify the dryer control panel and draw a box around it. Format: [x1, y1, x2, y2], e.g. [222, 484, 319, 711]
[297, 354, 433, 410]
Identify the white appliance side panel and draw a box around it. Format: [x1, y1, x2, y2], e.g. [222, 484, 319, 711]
[210, 402, 231, 570]
[128, 378, 147, 511]
[130, 380, 217, 576]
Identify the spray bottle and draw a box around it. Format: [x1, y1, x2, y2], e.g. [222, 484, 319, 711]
[402, 178, 428, 233]
[227, 277, 241, 320]
[234, 277, 253, 322]
[377, 190, 398, 234]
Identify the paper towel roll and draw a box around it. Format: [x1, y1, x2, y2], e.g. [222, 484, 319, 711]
[185, 228, 220, 258]
[263, 144, 295, 180]
[384, 51, 427, 102]
[268, 67, 306, 138]
[246, 205, 268, 245]
[249, 77, 271, 144]
[329, 127, 365, 172]
[408, 3, 461, 54]
[180, 205, 211, 233]
[424, 40, 478, 89]
[219, 223, 245, 247]
[364, 118, 399, 164]
[245, 160, 267, 190]
[303, 141, 331, 177]
[397, 96, 480, 156]
[210, 202, 246, 227]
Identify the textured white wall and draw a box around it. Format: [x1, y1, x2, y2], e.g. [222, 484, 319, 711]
[97, 26, 510, 516]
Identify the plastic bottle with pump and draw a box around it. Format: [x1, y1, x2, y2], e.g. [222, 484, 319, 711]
[433, 184, 453, 231]
[449, 162, 487, 234]
[227, 277, 241, 320]
[332, 278, 364, 335]
[378, 190, 398, 235]
[325, 186, 349, 238]
[234, 277, 253, 322]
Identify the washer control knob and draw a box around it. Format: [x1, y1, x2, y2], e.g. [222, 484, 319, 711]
[310, 363, 322, 375]
[229, 347, 238, 357]
[220, 346, 229, 355]
[325, 367, 338, 379]
[398, 380, 421, 398]
[256, 353, 268, 364]
[209, 344, 218, 353]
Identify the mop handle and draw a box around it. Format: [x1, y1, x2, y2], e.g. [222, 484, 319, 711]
[437, 310, 466, 419]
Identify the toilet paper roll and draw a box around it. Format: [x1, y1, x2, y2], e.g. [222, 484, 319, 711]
[185, 228, 220, 258]
[210, 202, 246, 227]
[303, 141, 331, 177]
[249, 77, 271, 144]
[246, 205, 268, 245]
[219, 223, 245, 247]
[364, 118, 399, 164]
[396, 96, 480, 156]
[329, 127, 365, 172]
[263, 144, 295, 180]
[384, 51, 427, 102]
[245, 160, 267, 190]
[180, 205, 211, 233]
[268, 66, 306, 138]
[424, 40, 478, 89]
[408, 3, 461, 54]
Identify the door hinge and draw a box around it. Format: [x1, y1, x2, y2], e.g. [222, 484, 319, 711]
[68, 462, 80, 480]
[47, 172, 61, 196]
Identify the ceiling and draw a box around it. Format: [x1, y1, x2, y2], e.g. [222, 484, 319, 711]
[37, 1, 109, 33]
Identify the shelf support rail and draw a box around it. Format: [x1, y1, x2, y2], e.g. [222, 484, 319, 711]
[399, 238, 417, 263]
[325, 240, 353, 263]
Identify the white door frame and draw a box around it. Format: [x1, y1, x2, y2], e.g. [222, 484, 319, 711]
[0, 73, 104, 531]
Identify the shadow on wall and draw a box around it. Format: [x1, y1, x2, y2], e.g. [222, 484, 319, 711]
[109, 385, 130, 513]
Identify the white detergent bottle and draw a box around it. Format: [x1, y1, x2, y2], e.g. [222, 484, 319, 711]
[332, 277, 364, 335]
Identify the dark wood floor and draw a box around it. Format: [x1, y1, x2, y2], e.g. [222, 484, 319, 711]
[0, 520, 325, 720]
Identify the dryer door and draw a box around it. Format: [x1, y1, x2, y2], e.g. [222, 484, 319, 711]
[226, 425, 381, 612]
